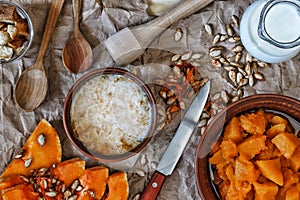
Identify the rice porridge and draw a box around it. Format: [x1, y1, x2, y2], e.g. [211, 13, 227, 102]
[70, 74, 153, 156]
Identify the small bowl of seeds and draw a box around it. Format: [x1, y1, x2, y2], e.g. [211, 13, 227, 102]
[0, 1, 34, 63]
[63, 67, 157, 163]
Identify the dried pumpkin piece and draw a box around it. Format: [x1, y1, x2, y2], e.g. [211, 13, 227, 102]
[256, 158, 283, 186]
[266, 123, 287, 138]
[78, 166, 109, 200]
[220, 139, 238, 160]
[285, 184, 300, 200]
[105, 172, 129, 200]
[271, 132, 300, 159]
[50, 158, 85, 187]
[289, 145, 300, 172]
[235, 157, 260, 183]
[1, 119, 62, 178]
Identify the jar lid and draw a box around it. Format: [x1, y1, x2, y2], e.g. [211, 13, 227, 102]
[258, 0, 300, 49]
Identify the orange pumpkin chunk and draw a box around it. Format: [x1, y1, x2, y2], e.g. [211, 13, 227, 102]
[223, 116, 243, 143]
[266, 123, 286, 138]
[50, 158, 85, 187]
[272, 132, 300, 159]
[235, 158, 260, 183]
[256, 158, 283, 186]
[220, 140, 238, 160]
[253, 181, 278, 200]
[78, 166, 109, 200]
[105, 172, 129, 200]
[1, 119, 62, 178]
[238, 134, 266, 160]
[240, 112, 267, 135]
[289, 146, 300, 172]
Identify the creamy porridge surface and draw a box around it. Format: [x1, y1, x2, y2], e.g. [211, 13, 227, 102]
[70, 74, 152, 156]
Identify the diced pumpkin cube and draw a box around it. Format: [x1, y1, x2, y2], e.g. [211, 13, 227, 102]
[78, 166, 109, 200]
[1, 119, 62, 178]
[105, 172, 129, 200]
[221, 140, 238, 160]
[285, 185, 300, 200]
[270, 115, 288, 125]
[283, 168, 299, 187]
[1, 184, 39, 200]
[50, 158, 85, 187]
[272, 133, 300, 159]
[256, 158, 283, 186]
[239, 112, 267, 135]
[289, 145, 300, 172]
[209, 150, 224, 165]
[238, 135, 266, 160]
[223, 117, 243, 143]
[235, 158, 260, 183]
[257, 140, 281, 160]
[253, 181, 278, 200]
[266, 123, 286, 138]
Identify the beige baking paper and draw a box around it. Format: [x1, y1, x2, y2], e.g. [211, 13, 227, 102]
[0, 0, 299, 199]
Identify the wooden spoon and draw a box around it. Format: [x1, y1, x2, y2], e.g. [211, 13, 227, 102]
[62, 0, 93, 74]
[14, 0, 65, 112]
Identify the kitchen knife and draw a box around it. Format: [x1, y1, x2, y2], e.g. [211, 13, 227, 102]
[140, 81, 210, 200]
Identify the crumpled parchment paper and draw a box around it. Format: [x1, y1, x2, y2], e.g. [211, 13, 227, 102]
[1, 0, 299, 199]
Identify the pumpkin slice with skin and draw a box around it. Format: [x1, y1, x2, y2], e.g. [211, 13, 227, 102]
[78, 166, 109, 200]
[50, 157, 85, 187]
[0, 175, 25, 191]
[1, 119, 62, 178]
[105, 172, 129, 200]
[1, 184, 39, 200]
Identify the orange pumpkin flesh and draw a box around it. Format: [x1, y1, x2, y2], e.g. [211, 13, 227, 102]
[78, 166, 109, 200]
[1, 119, 62, 178]
[50, 158, 85, 187]
[105, 172, 129, 200]
[1, 184, 39, 200]
[0, 119, 129, 200]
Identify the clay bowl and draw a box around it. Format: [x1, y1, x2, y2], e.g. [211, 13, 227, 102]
[0, 1, 34, 63]
[63, 67, 157, 163]
[195, 94, 300, 199]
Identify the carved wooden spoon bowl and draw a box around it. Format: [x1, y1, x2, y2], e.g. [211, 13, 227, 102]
[62, 0, 93, 74]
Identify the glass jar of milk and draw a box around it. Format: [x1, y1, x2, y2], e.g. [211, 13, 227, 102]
[240, 0, 300, 63]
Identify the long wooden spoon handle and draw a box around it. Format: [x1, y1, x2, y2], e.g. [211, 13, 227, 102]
[36, 0, 65, 64]
[72, 0, 82, 30]
[147, 0, 214, 29]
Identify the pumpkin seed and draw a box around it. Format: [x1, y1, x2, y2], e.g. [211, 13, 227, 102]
[232, 45, 244, 53]
[229, 70, 237, 83]
[191, 53, 202, 60]
[237, 72, 243, 84]
[238, 78, 248, 87]
[219, 56, 229, 65]
[220, 34, 228, 42]
[198, 119, 208, 128]
[18, 174, 29, 183]
[15, 149, 25, 159]
[135, 169, 146, 177]
[140, 154, 147, 166]
[209, 46, 223, 57]
[226, 24, 235, 36]
[71, 180, 79, 191]
[68, 195, 78, 200]
[245, 61, 252, 75]
[181, 51, 192, 61]
[45, 191, 58, 197]
[254, 72, 265, 81]
[249, 74, 255, 86]
[37, 133, 46, 146]
[212, 33, 221, 44]
[190, 61, 201, 67]
[220, 90, 230, 104]
[245, 52, 252, 62]
[224, 65, 236, 72]
[231, 15, 239, 27]
[133, 193, 141, 200]
[211, 59, 222, 68]
[174, 28, 183, 42]
[171, 54, 181, 62]
[235, 52, 242, 63]
[204, 23, 214, 36]
[24, 157, 32, 168]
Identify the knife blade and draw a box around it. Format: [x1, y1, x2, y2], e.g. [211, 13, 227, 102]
[140, 81, 210, 200]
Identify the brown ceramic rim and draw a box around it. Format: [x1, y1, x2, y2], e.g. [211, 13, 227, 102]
[195, 94, 300, 200]
[63, 67, 157, 163]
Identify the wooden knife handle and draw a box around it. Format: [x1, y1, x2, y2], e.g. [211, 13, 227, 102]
[140, 171, 166, 200]
[146, 0, 214, 29]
